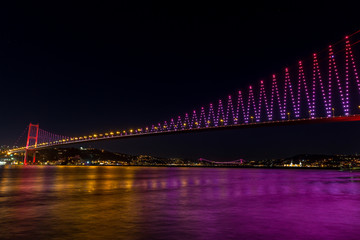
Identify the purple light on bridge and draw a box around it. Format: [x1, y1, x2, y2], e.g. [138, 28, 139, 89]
[329, 45, 348, 115]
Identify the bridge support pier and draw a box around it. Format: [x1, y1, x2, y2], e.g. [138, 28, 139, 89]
[24, 149, 36, 165]
[24, 123, 39, 165]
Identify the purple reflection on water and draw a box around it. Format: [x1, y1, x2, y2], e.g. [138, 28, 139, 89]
[0, 166, 360, 240]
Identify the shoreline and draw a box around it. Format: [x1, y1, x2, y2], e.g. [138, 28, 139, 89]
[3, 164, 344, 170]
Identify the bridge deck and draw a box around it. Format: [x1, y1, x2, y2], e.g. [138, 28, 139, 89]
[9, 115, 360, 153]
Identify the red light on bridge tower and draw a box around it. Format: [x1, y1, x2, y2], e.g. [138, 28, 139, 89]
[24, 123, 39, 165]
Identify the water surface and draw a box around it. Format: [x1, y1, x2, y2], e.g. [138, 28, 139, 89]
[1, 166, 360, 240]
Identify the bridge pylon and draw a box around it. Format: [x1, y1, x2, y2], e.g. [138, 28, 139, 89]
[24, 123, 39, 165]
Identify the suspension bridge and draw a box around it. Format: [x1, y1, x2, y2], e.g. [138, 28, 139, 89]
[7, 32, 360, 164]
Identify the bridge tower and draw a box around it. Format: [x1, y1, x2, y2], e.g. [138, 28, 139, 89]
[24, 123, 39, 165]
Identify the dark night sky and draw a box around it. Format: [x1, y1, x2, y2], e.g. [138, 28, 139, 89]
[1, 2, 360, 160]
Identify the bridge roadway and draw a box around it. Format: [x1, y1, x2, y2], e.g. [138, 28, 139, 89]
[9, 114, 360, 153]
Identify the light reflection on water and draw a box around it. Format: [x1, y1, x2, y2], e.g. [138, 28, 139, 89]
[1, 166, 360, 240]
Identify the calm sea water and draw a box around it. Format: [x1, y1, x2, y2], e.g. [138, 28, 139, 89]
[0, 166, 360, 240]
